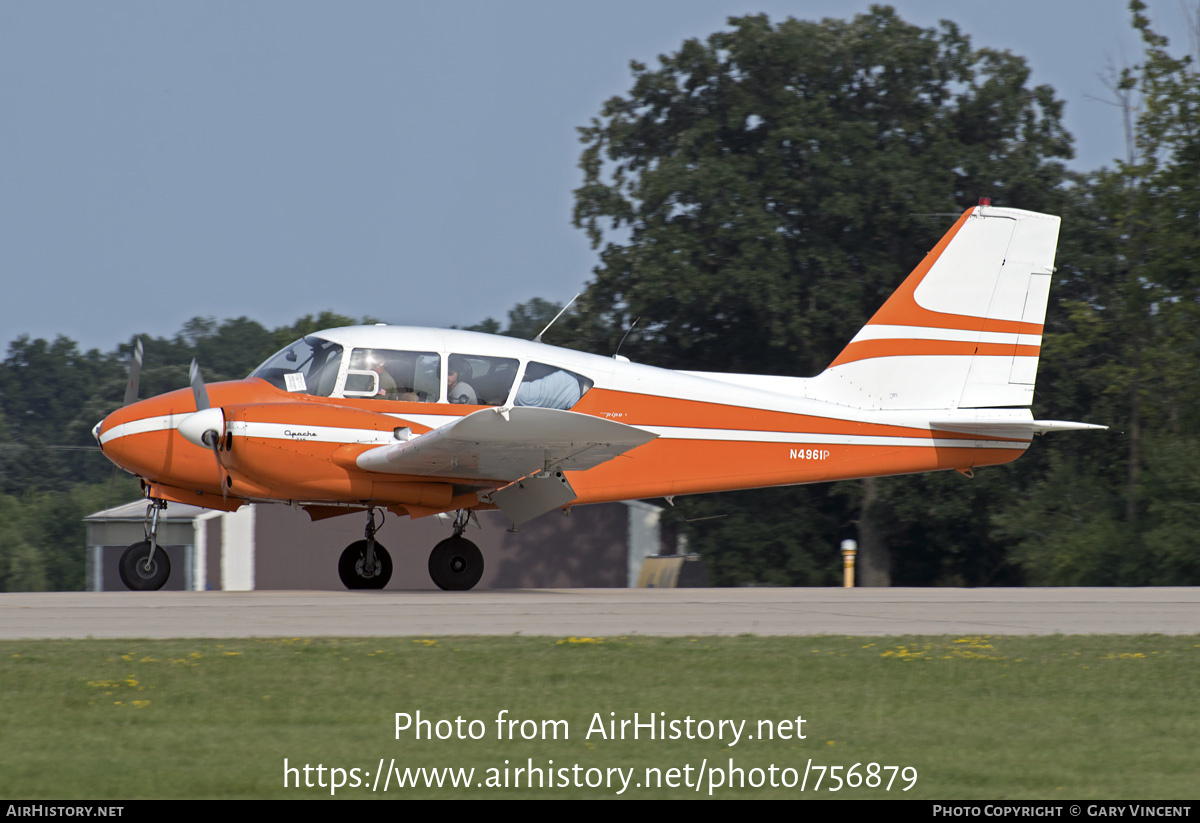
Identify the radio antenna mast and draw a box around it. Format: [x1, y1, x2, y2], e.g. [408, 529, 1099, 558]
[533, 293, 581, 343]
[614, 316, 640, 359]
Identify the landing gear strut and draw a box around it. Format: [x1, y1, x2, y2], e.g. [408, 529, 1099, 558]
[119, 499, 171, 591]
[338, 506, 393, 589]
[428, 510, 484, 591]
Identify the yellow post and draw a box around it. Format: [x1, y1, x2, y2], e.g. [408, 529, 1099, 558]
[841, 539, 857, 588]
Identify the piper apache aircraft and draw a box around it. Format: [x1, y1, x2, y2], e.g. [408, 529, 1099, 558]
[95, 203, 1103, 591]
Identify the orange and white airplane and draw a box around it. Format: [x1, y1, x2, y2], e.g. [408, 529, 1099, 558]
[95, 203, 1103, 591]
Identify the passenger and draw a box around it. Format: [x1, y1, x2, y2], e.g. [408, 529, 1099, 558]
[515, 365, 581, 410]
[447, 355, 478, 404]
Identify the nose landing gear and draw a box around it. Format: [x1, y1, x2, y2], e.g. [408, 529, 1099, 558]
[118, 499, 171, 591]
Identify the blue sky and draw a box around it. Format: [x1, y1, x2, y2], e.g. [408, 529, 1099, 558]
[1, 1, 1192, 353]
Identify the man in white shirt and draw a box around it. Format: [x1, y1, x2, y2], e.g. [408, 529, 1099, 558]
[515, 366, 580, 410]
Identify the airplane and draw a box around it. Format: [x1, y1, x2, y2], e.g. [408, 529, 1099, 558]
[94, 202, 1104, 592]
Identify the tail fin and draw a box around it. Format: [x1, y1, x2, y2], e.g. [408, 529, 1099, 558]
[810, 205, 1060, 411]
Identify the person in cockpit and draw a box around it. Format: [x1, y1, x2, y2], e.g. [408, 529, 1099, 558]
[515, 363, 581, 410]
[447, 355, 478, 404]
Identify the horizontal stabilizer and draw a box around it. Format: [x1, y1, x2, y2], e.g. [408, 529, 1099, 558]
[356, 406, 657, 482]
[931, 418, 1108, 438]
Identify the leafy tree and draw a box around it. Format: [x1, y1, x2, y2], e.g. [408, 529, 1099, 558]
[995, 1, 1200, 585]
[571, 7, 1074, 584]
[573, 8, 1071, 374]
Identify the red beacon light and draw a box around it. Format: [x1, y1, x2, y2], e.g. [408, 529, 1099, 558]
[978, 196, 991, 206]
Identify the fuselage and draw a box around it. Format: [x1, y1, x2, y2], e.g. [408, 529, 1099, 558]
[95, 324, 1030, 518]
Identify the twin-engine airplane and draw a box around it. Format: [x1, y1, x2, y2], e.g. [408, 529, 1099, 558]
[95, 203, 1103, 591]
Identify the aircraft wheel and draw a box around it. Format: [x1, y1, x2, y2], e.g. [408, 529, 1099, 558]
[118, 541, 171, 591]
[338, 540, 392, 590]
[428, 537, 483, 591]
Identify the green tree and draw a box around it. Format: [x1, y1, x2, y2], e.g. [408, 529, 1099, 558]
[572, 7, 1074, 585]
[994, 2, 1200, 586]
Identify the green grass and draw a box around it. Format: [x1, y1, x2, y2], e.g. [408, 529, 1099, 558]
[2, 635, 1197, 799]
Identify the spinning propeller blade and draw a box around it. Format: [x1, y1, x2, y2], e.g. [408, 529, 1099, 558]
[189, 359, 210, 411]
[122, 338, 143, 407]
[181, 360, 227, 498]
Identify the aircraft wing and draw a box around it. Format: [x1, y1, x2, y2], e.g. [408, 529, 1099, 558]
[355, 406, 657, 482]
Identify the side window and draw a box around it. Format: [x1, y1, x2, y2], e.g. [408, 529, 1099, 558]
[513, 363, 593, 410]
[347, 349, 441, 402]
[446, 354, 519, 406]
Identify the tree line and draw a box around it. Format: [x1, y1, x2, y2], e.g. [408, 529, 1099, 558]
[2, 3, 1196, 589]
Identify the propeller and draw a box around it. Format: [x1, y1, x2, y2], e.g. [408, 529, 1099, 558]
[103, 337, 146, 511]
[179, 359, 229, 499]
[122, 338, 143, 407]
[189, 359, 210, 411]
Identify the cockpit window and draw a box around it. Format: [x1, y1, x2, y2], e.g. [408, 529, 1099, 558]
[514, 362, 593, 410]
[249, 336, 344, 397]
[348, 349, 440, 402]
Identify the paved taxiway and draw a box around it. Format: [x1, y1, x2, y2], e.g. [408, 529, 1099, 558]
[2, 588, 1199, 639]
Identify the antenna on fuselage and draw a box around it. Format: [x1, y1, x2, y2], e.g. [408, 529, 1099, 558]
[613, 316, 640, 360]
[533, 293, 581, 343]
[663, 495, 726, 523]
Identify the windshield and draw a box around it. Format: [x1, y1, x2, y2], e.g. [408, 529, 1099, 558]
[249, 336, 344, 397]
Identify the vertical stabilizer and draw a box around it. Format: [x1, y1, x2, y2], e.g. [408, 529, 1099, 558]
[807, 205, 1059, 411]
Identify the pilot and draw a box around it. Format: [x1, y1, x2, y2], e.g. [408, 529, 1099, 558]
[447, 355, 478, 404]
[515, 364, 581, 410]
[362, 353, 398, 400]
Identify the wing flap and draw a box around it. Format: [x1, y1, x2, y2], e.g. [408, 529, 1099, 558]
[356, 406, 657, 481]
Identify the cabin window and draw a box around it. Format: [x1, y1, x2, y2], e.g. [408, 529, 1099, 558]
[446, 354, 519, 405]
[249, 336, 344, 397]
[514, 362, 593, 410]
[347, 349, 440, 401]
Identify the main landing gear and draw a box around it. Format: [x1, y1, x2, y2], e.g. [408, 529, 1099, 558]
[338, 507, 393, 589]
[119, 499, 171, 591]
[335, 508, 485, 591]
[428, 510, 484, 592]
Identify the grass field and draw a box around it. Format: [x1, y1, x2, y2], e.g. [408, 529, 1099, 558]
[2, 634, 1197, 799]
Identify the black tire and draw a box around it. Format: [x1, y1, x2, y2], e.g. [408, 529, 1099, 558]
[118, 541, 171, 591]
[428, 537, 484, 591]
[338, 540, 393, 590]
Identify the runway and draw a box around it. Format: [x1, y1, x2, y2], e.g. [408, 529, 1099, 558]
[2, 587, 1199, 639]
